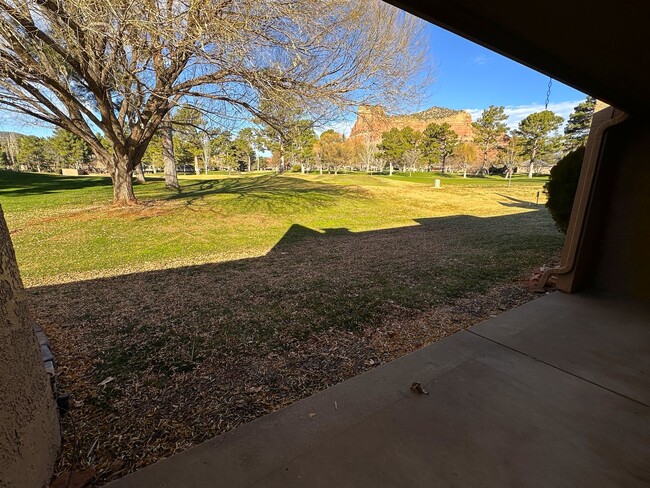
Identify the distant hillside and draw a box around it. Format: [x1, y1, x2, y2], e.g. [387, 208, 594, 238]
[349, 105, 473, 144]
[0, 131, 23, 140]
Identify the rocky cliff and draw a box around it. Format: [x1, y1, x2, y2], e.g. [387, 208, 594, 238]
[349, 105, 473, 144]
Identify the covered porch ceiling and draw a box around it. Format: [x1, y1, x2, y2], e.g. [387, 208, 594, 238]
[387, 0, 648, 114]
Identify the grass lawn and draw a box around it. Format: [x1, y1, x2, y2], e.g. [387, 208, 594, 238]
[0, 170, 563, 483]
[1, 170, 552, 286]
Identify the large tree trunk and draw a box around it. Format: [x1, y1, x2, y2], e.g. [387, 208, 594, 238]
[194, 155, 201, 175]
[389, 161, 393, 176]
[134, 163, 146, 184]
[110, 155, 137, 206]
[278, 140, 286, 174]
[162, 119, 180, 191]
[528, 145, 537, 178]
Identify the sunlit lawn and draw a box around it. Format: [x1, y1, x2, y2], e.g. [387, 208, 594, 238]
[1, 170, 554, 286]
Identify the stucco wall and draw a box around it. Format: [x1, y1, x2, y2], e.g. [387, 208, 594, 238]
[591, 116, 650, 299]
[0, 205, 60, 487]
[567, 114, 650, 299]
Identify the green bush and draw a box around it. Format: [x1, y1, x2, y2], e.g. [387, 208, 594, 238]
[544, 146, 586, 233]
[290, 164, 302, 173]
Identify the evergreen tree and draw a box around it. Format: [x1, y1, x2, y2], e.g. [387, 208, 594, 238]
[16, 135, 46, 170]
[173, 106, 208, 175]
[564, 96, 596, 150]
[210, 130, 238, 172]
[472, 105, 508, 174]
[50, 128, 91, 169]
[516, 110, 564, 177]
[234, 128, 258, 172]
[286, 121, 317, 173]
[378, 126, 418, 175]
[421, 122, 459, 172]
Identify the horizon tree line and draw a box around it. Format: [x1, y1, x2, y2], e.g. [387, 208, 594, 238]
[2, 97, 596, 179]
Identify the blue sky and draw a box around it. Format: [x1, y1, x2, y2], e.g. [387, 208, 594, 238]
[1, 17, 588, 138]
[419, 23, 587, 128]
[327, 21, 588, 136]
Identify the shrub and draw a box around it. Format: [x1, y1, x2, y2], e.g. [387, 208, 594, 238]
[544, 146, 586, 233]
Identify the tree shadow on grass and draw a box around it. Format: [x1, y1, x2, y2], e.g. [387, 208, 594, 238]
[0, 170, 113, 196]
[162, 175, 359, 213]
[30, 209, 560, 375]
[497, 193, 544, 209]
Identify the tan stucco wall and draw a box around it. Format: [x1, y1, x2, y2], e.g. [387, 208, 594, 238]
[591, 116, 650, 298]
[566, 114, 650, 299]
[0, 205, 60, 487]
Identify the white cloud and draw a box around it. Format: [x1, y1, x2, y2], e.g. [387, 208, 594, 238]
[320, 119, 356, 138]
[464, 100, 582, 130]
[473, 55, 490, 66]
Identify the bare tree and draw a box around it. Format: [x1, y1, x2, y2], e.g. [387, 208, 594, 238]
[0, 0, 428, 205]
[359, 134, 379, 173]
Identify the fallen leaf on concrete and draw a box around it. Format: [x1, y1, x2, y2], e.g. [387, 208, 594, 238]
[410, 382, 429, 395]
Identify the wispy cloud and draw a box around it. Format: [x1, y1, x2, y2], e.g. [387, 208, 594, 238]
[320, 119, 356, 137]
[464, 100, 582, 130]
[473, 55, 490, 66]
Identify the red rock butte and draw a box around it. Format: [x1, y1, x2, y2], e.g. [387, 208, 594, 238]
[349, 105, 474, 144]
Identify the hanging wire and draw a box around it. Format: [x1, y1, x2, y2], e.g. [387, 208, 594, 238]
[544, 77, 553, 110]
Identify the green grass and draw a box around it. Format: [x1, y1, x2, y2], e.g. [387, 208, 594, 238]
[1, 170, 556, 286]
[383, 171, 549, 186]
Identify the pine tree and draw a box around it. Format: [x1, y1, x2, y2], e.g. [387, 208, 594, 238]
[472, 105, 508, 174]
[516, 110, 564, 178]
[564, 96, 596, 150]
[421, 122, 459, 172]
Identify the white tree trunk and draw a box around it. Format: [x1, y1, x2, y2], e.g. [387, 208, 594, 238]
[162, 118, 180, 191]
[134, 163, 146, 184]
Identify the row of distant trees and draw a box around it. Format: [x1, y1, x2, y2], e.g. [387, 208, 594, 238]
[1, 97, 596, 181]
[0, 128, 91, 172]
[374, 97, 596, 178]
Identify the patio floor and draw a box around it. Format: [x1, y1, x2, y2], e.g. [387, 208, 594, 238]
[107, 290, 650, 487]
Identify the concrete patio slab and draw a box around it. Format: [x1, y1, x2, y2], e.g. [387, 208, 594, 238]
[107, 291, 650, 488]
[470, 290, 650, 405]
